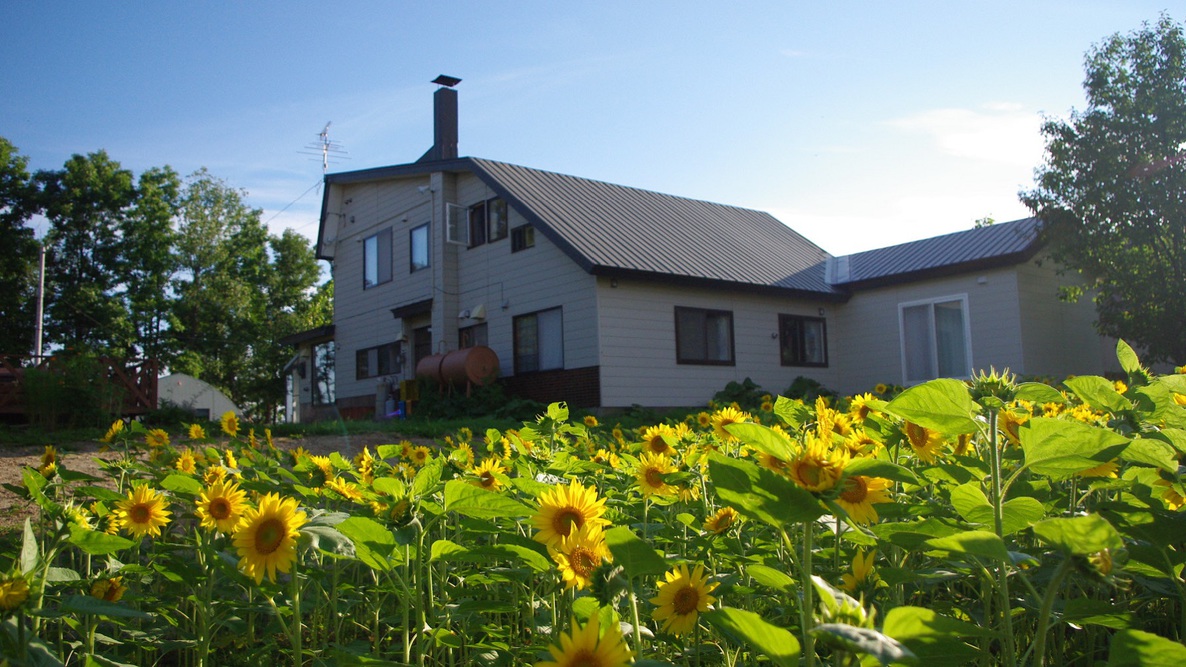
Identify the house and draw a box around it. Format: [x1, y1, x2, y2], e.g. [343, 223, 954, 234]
[293, 78, 1117, 420]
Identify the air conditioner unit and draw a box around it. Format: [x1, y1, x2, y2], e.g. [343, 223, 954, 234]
[445, 203, 468, 245]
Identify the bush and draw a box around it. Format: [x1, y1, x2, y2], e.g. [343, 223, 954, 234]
[22, 355, 124, 429]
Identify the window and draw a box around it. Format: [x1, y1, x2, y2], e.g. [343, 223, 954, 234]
[467, 198, 508, 248]
[312, 341, 336, 406]
[363, 228, 392, 288]
[355, 342, 401, 380]
[514, 307, 563, 373]
[900, 296, 971, 384]
[511, 224, 535, 252]
[780, 315, 828, 367]
[410, 223, 429, 272]
[675, 307, 734, 365]
[459, 323, 488, 348]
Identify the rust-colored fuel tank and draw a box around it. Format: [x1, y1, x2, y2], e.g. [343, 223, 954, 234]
[415, 346, 499, 387]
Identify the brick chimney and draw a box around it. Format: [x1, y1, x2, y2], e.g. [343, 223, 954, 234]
[418, 75, 460, 162]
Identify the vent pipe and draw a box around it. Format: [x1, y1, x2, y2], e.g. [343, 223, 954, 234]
[419, 75, 460, 162]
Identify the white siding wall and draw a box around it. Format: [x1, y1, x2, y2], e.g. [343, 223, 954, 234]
[596, 279, 841, 407]
[331, 177, 435, 403]
[329, 171, 598, 406]
[829, 268, 1025, 394]
[451, 173, 598, 375]
[1016, 261, 1120, 377]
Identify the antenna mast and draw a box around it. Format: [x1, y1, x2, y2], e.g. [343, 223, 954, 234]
[300, 122, 348, 174]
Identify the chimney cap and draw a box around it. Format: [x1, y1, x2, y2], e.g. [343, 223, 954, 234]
[432, 74, 462, 88]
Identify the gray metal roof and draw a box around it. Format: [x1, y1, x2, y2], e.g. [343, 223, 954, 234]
[466, 158, 837, 297]
[829, 217, 1043, 288]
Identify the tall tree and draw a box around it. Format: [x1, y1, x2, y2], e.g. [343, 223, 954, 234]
[0, 138, 39, 356]
[1022, 14, 1186, 364]
[120, 166, 182, 361]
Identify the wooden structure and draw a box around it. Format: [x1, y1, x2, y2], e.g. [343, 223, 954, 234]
[0, 355, 159, 418]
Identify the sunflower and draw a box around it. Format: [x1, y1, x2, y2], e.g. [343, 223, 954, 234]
[472, 457, 507, 491]
[842, 430, 879, 457]
[757, 452, 791, 477]
[848, 393, 878, 421]
[1173, 392, 1186, 407]
[703, 506, 739, 534]
[145, 428, 170, 449]
[410, 445, 432, 467]
[531, 480, 610, 549]
[640, 424, 677, 456]
[100, 419, 125, 444]
[326, 477, 365, 502]
[551, 523, 611, 590]
[538, 614, 635, 667]
[903, 422, 947, 463]
[1155, 479, 1185, 510]
[636, 452, 676, 498]
[650, 563, 718, 636]
[90, 576, 127, 602]
[695, 411, 712, 429]
[873, 383, 889, 395]
[115, 484, 172, 539]
[841, 550, 878, 593]
[0, 574, 29, 610]
[354, 446, 376, 484]
[197, 480, 249, 534]
[306, 455, 335, 488]
[711, 406, 750, 441]
[835, 476, 892, 524]
[583, 415, 599, 428]
[203, 465, 228, 486]
[233, 493, 307, 585]
[219, 411, 240, 438]
[38, 445, 59, 478]
[176, 449, 198, 475]
[264, 428, 275, 450]
[188, 423, 207, 440]
[787, 436, 848, 494]
[999, 403, 1032, 446]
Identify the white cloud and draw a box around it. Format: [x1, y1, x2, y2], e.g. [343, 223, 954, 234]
[885, 104, 1045, 167]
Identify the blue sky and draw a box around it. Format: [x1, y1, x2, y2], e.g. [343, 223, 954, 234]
[1, 2, 1176, 256]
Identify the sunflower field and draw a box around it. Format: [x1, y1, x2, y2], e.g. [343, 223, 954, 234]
[3, 340, 1186, 666]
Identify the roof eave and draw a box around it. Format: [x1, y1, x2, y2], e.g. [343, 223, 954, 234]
[592, 266, 850, 302]
[839, 246, 1044, 290]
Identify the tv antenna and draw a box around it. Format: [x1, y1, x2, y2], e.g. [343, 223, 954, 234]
[300, 122, 349, 174]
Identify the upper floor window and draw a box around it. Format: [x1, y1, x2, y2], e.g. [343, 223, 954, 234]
[780, 314, 828, 367]
[363, 228, 392, 289]
[900, 295, 971, 384]
[467, 197, 509, 248]
[514, 307, 563, 373]
[511, 224, 535, 253]
[675, 307, 734, 365]
[410, 223, 430, 272]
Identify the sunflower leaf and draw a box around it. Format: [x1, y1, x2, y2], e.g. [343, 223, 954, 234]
[1020, 417, 1130, 479]
[604, 525, 667, 579]
[337, 516, 397, 571]
[811, 623, 917, 666]
[1107, 629, 1186, 666]
[68, 527, 134, 556]
[884, 378, 980, 436]
[444, 480, 533, 519]
[707, 453, 823, 528]
[703, 607, 800, 667]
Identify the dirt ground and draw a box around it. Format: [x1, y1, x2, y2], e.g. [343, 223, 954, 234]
[0, 431, 427, 532]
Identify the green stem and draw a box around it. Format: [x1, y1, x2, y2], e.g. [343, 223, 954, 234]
[1031, 558, 1072, 667]
[629, 588, 645, 654]
[986, 409, 1018, 667]
[290, 560, 303, 667]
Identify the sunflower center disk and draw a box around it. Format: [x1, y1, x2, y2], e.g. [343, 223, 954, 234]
[672, 587, 700, 615]
[552, 509, 582, 536]
[210, 499, 231, 520]
[840, 477, 868, 503]
[255, 519, 285, 555]
[130, 505, 151, 524]
[571, 547, 599, 577]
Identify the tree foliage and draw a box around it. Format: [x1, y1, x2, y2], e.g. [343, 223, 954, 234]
[0, 138, 39, 356]
[1022, 14, 1186, 364]
[0, 142, 330, 419]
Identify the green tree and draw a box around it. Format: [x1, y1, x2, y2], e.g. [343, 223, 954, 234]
[0, 138, 40, 356]
[120, 166, 182, 361]
[1022, 14, 1186, 364]
[36, 151, 136, 355]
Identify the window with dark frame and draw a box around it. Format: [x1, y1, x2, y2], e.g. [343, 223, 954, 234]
[466, 197, 508, 249]
[312, 341, 336, 406]
[513, 307, 563, 373]
[674, 307, 735, 365]
[355, 341, 401, 380]
[511, 224, 535, 252]
[410, 223, 429, 272]
[363, 228, 392, 289]
[459, 322, 488, 348]
[779, 314, 828, 367]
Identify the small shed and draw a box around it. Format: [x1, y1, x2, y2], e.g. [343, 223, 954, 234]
[158, 373, 241, 420]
